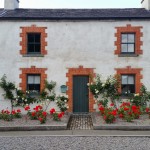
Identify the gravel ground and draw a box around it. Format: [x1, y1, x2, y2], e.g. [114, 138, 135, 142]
[0, 136, 150, 150]
[0, 114, 69, 127]
[93, 113, 150, 126]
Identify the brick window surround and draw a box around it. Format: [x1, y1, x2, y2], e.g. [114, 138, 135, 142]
[115, 66, 143, 94]
[66, 66, 96, 112]
[19, 66, 47, 92]
[20, 25, 47, 55]
[114, 24, 143, 55]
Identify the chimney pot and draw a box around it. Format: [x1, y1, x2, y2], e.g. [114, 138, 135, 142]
[4, 0, 19, 10]
[141, 0, 150, 10]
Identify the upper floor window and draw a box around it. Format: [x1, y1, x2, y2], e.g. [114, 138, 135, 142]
[27, 33, 41, 54]
[20, 25, 47, 56]
[114, 24, 143, 56]
[121, 74, 135, 95]
[121, 33, 135, 54]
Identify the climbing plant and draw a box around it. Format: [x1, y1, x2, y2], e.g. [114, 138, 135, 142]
[39, 80, 69, 112]
[0, 75, 69, 112]
[88, 74, 120, 107]
[0, 75, 15, 120]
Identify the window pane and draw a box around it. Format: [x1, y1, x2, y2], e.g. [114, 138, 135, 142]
[129, 85, 135, 93]
[122, 75, 128, 84]
[128, 76, 134, 85]
[28, 44, 34, 53]
[34, 84, 40, 92]
[28, 76, 34, 84]
[28, 34, 34, 43]
[121, 44, 127, 53]
[28, 84, 34, 90]
[128, 44, 134, 53]
[121, 85, 128, 94]
[34, 76, 40, 84]
[121, 34, 127, 43]
[35, 34, 41, 43]
[34, 44, 41, 52]
[128, 34, 135, 43]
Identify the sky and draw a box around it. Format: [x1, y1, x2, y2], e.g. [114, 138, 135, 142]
[0, 0, 141, 9]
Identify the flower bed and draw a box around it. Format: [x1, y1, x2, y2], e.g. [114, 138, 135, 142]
[97, 101, 150, 125]
[0, 105, 67, 126]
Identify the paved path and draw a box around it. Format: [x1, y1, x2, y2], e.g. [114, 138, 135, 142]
[0, 135, 150, 150]
[68, 114, 93, 130]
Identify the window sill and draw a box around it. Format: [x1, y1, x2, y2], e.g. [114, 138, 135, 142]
[23, 54, 44, 57]
[120, 94, 134, 99]
[118, 54, 138, 57]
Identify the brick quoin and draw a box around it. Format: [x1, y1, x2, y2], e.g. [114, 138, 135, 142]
[115, 66, 143, 94]
[19, 66, 47, 92]
[66, 66, 96, 112]
[114, 24, 143, 55]
[20, 25, 47, 55]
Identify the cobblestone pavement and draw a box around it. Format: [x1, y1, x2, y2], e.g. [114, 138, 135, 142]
[0, 136, 150, 150]
[67, 114, 93, 130]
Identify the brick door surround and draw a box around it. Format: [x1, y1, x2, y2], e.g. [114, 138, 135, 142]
[66, 66, 96, 112]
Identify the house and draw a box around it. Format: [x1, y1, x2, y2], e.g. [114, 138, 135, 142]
[0, 0, 150, 113]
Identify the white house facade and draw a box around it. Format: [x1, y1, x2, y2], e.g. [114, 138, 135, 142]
[0, 0, 150, 112]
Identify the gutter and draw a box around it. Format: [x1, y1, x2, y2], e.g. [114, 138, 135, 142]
[0, 16, 150, 21]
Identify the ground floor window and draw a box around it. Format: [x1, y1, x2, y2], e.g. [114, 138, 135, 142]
[115, 66, 143, 94]
[27, 74, 40, 93]
[121, 74, 135, 95]
[19, 66, 47, 93]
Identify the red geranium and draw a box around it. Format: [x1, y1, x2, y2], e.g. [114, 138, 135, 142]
[31, 112, 36, 117]
[24, 105, 30, 111]
[131, 105, 137, 110]
[111, 110, 117, 116]
[110, 103, 114, 107]
[103, 115, 107, 120]
[58, 113, 63, 119]
[146, 108, 149, 113]
[50, 108, 55, 114]
[99, 106, 105, 111]
[38, 117, 43, 122]
[119, 113, 124, 118]
[17, 109, 21, 113]
[124, 107, 129, 111]
[11, 110, 16, 115]
[42, 111, 47, 117]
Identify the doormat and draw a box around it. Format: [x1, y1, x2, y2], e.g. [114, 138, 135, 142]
[67, 114, 93, 130]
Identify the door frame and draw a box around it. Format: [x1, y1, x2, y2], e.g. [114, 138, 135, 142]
[66, 66, 96, 112]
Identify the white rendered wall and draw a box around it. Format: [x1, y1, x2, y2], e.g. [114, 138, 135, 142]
[0, 20, 150, 111]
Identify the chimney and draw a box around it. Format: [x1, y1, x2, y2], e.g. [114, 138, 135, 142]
[141, 0, 150, 10]
[4, 0, 19, 10]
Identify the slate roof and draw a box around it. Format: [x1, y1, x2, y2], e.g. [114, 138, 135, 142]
[0, 8, 150, 20]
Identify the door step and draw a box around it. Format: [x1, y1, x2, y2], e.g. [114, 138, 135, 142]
[67, 114, 93, 130]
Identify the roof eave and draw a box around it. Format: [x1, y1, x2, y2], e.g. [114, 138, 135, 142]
[0, 16, 150, 21]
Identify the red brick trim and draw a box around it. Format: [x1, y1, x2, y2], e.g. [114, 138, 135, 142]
[114, 24, 143, 55]
[20, 25, 47, 55]
[115, 66, 143, 94]
[19, 66, 47, 92]
[66, 66, 96, 112]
